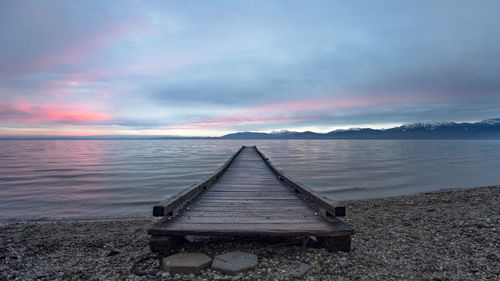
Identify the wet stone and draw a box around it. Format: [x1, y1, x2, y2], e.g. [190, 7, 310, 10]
[162, 253, 212, 274]
[212, 251, 258, 274]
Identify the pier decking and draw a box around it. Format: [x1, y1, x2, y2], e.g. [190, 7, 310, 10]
[149, 146, 353, 253]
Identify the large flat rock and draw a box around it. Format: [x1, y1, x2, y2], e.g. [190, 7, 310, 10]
[162, 253, 212, 274]
[212, 251, 258, 274]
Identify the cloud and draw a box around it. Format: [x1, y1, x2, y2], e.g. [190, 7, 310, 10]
[0, 103, 111, 124]
[163, 95, 426, 131]
[1, 0, 499, 136]
[0, 0, 151, 75]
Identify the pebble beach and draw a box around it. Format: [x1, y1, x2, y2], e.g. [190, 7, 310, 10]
[1, 185, 498, 280]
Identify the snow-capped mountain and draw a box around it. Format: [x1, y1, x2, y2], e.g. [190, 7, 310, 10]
[221, 119, 500, 139]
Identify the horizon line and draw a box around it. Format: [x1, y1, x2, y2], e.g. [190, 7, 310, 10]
[1, 117, 498, 139]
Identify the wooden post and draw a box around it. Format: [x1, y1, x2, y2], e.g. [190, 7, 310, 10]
[322, 236, 351, 252]
[150, 236, 186, 255]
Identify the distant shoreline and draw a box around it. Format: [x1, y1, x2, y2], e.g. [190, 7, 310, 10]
[1, 185, 498, 280]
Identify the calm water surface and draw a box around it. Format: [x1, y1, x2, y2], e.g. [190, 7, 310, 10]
[1, 139, 499, 222]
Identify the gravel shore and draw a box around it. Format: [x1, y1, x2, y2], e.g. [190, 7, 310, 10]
[1, 186, 499, 280]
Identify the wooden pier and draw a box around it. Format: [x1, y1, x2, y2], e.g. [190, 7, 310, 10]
[149, 146, 353, 253]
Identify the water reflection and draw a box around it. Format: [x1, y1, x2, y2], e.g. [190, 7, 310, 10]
[1, 139, 500, 221]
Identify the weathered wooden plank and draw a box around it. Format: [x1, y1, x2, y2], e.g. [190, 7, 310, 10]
[187, 204, 304, 208]
[173, 217, 327, 224]
[152, 223, 348, 233]
[223, 171, 270, 174]
[151, 214, 350, 232]
[209, 183, 285, 187]
[208, 189, 290, 193]
[215, 182, 283, 187]
[203, 192, 295, 196]
[210, 184, 285, 189]
[191, 202, 305, 207]
[204, 188, 295, 196]
[206, 190, 293, 195]
[196, 197, 304, 202]
[185, 206, 313, 212]
[203, 194, 297, 201]
[179, 211, 317, 218]
[201, 195, 296, 199]
[158, 222, 333, 230]
[219, 177, 278, 181]
[225, 168, 269, 170]
[216, 178, 281, 183]
[207, 190, 291, 194]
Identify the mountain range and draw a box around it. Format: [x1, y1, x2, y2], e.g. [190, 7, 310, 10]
[221, 118, 500, 139]
[2, 118, 500, 140]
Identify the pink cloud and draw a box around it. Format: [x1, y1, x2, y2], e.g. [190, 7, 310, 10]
[0, 103, 111, 124]
[44, 110, 110, 123]
[170, 115, 315, 130]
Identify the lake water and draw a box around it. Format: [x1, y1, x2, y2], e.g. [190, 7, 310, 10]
[1, 139, 499, 222]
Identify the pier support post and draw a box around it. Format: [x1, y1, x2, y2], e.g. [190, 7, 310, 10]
[150, 235, 186, 256]
[322, 236, 351, 252]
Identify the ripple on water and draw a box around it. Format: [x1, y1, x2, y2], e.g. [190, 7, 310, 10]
[1, 139, 500, 221]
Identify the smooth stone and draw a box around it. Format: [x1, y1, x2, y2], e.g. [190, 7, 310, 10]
[212, 251, 258, 274]
[162, 253, 212, 274]
[289, 263, 311, 278]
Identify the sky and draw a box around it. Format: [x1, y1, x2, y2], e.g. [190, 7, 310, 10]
[1, 0, 499, 136]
